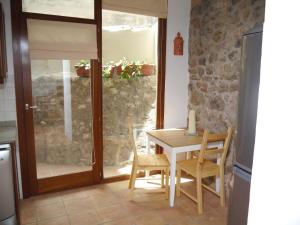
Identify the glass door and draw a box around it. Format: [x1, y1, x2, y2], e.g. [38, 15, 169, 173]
[102, 10, 159, 178]
[16, 0, 165, 196]
[23, 18, 101, 193]
[31, 59, 94, 179]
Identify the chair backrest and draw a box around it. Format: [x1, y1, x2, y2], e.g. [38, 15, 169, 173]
[220, 127, 234, 166]
[127, 118, 138, 158]
[198, 127, 234, 166]
[198, 130, 209, 164]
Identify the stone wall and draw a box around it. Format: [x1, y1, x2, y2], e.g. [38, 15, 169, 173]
[103, 76, 157, 166]
[33, 73, 157, 167]
[34, 76, 93, 166]
[188, 0, 265, 198]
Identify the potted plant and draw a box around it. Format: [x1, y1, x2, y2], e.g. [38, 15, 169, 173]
[102, 62, 113, 79]
[102, 58, 150, 80]
[121, 63, 142, 79]
[115, 58, 142, 80]
[141, 64, 156, 76]
[74, 60, 90, 77]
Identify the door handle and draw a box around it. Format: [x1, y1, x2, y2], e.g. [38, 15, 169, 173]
[25, 104, 38, 110]
[92, 147, 96, 165]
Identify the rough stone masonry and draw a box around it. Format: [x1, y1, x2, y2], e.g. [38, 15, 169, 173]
[188, 0, 265, 199]
[33, 74, 157, 168]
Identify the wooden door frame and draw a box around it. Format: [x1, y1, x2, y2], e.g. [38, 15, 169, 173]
[156, 19, 167, 154]
[16, 12, 102, 195]
[11, 0, 166, 198]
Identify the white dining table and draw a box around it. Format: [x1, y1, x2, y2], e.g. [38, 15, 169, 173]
[146, 129, 223, 207]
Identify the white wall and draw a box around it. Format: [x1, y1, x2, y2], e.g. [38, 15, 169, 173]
[248, 1, 300, 225]
[102, 28, 157, 65]
[0, 0, 16, 122]
[0, 0, 22, 198]
[164, 0, 191, 129]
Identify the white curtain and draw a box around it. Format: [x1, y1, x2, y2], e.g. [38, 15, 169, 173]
[27, 19, 98, 59]
[102, 0, 168, 18]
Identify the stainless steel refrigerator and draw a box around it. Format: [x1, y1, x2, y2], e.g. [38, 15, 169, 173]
[227, 25, 263, 225]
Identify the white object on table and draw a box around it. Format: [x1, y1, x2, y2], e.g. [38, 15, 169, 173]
[146, 129, 223, 207]
[188, 110, 196, 134]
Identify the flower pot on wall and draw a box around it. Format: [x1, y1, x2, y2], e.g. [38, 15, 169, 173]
[141, 64, 155, 76]
[75, 66, 90, 77]
[116, 64, 122, 75]
[109, 65, 122, 77]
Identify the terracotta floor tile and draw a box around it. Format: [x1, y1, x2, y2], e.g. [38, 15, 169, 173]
[68, 210, 100, 225]
[37, 216, 70, 225]
[133, 212, 168, 225]
[22, 193, 62, 209]
[135, 191, 166, 201]
[64, 197, 95, 215]
[36, 202, 66, 221]
[96, 203, 129, 224]
[134, 199, 169, 211]
[102, 217, 136, 225]
[21, 176, 227, 225]
[121, 201, 148, 216]
[80, 185, 112, 197]
[20, 201, 32, 211]
[91, 193, 120, 209]
[60, 189, 89, 202]
[20, 208, 37, 224]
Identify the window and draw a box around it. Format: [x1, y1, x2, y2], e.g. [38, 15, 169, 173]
[102, 10, 159, 178]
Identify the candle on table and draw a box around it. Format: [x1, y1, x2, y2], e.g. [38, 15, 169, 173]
[188, 110, 196, 134]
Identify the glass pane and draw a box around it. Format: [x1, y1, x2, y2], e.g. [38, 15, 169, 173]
[102, 10, 158, 178]
[22, 0, 94, 19]
[32, 59, 93, 179]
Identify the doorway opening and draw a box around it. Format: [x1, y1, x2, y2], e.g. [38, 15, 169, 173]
[12, 0, 166, 197]
[102, 10, 159, 178]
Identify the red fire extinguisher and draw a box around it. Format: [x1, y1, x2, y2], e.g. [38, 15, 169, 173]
[174, 32, 184, 56]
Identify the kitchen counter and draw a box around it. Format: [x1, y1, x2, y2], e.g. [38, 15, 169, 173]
[0, 121, 17, 144]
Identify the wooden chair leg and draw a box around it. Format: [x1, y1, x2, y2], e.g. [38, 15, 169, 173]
[128, 162, 136, 189]
[220, 169, 225, 207]
[130, 163, 138, 191]
[145, 170, 150, 177]
[165, 168, 169, 199]
[161, 170, 165, 188]
[197, 176, 203, 214]
[176, 168, 181, 197]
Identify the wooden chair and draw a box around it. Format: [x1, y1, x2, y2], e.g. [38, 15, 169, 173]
[176, 128, 234, 214]
[128, 119, 170, 198]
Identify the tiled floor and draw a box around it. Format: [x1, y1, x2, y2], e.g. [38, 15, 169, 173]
[20, 176, 227, 225]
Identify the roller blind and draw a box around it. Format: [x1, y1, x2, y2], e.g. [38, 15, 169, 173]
[27, 19, 98, 59]
[102, 0, 168, 18]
